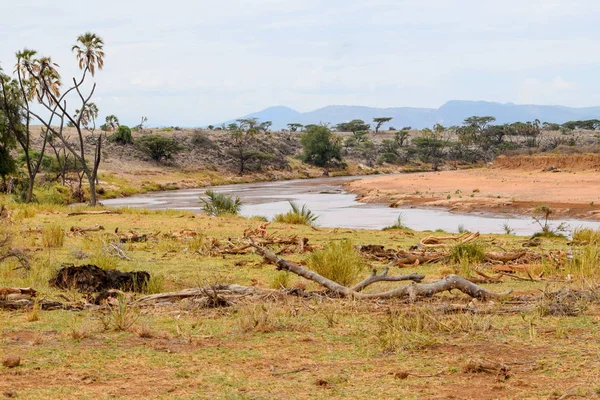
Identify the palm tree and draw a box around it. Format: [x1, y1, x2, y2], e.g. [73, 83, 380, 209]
[71, 32, 105, 76]
[36, 57, 61, 103]
[75, 102, 99, 129]
[105, 114, 120, 131]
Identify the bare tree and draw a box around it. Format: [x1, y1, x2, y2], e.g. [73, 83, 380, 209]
[1, 32, 107, 205]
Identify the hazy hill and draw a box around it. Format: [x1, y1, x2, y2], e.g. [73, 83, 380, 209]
[220, 101, 600, 130]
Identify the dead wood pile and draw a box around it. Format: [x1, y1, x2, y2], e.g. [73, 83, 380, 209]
[49, 264, 150, 293]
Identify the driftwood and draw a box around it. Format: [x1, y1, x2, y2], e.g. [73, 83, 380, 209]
[0, 287, 37, 300]
[251, 242, 511, 301]
[485, 251, 527, 263]
[118, 231, 148, 243]
[0, 288, 65, 310]
[49, 264, 150, 293]
[358, 245, 445, 267]
[67, 210, 121, 217]
[70, 224, 105, 234]
[420, 232, 480, 248]
[136, 284, 280, 305]
[464, 359, 510, 380]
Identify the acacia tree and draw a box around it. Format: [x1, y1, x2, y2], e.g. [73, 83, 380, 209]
[0, 57, 56, 202]
[228, 118, 265, 175]
[336, 119, 370, 134]
[0, 32, 108, 205]
[373, 117, 392, 134]
[287, 123, 303, 132]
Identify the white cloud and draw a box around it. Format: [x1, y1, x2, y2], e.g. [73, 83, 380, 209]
[1, 0, 600, 125]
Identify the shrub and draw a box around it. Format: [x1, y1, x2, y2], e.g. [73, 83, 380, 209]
[382, 213, 409, 230]
[42, 224, 65, 248]
[572, 228, 600, 245]
[307, 240, 365, 286]
[270, 271, 290, 289]
[191, 131, 216, 149]
[109, 125, 133, 145]
[200, 190, 242, 216]
[564, 245, 600, 282]
[135, 135, 184, 162]
[449, 242, 486, 275]
[273, 201, 318, 226]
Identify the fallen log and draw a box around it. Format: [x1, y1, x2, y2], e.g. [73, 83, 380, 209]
[0, 287, 37, 300]
[67, 210, 121, 217]
[135, 284, 280, 305]
[485, 251, 527, 263]
[250, 242, 511, 301]
[420, 232, 480, 248]
[70, 224, 105, 234]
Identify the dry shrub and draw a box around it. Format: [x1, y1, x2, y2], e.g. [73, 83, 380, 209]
[377, 306, 492, 352]
[69, 319, 92, 340]
[307, 240, 365, 286]
[26, 300, 40, 322]
[42, 225, 64, 248]
[536, 287, 598, 316]
[99, 294, 140, 331]
[565, 245, 600, 283]
[237, 304, 277, 333]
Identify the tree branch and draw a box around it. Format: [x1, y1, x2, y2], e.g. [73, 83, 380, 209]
[250, 242, 511, 301]
[351, 268, 424, 292]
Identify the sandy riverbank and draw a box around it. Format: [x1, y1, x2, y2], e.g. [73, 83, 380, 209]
[347, 167, 600, 220]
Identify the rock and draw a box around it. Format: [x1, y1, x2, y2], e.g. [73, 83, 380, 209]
[2, 354, 20, 368]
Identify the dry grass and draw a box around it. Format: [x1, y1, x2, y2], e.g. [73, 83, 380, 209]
[2, 195, 600, 399]
[42, 225, 65, 248]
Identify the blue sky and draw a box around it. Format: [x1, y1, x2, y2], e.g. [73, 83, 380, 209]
[1, 0, 599, 126]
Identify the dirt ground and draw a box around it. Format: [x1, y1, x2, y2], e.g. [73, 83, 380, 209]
[347, 163, 600, 220]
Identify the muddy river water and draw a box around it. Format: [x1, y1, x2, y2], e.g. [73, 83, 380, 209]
[102, 176, 599, 236]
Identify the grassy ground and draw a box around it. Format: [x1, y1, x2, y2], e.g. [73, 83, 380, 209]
[1, 196, 600, 399]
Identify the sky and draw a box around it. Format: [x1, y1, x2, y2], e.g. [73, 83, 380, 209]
[1, 0, 600, 126]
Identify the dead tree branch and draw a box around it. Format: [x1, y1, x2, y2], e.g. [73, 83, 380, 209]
[250, 242, 511, 301]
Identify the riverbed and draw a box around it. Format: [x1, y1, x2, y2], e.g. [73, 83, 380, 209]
[102, 176, 599, 236]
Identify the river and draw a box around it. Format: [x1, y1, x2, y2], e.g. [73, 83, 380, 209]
[102, 176, 599, 236]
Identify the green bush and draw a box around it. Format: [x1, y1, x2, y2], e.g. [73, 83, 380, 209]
[300, 125, 342, 168]
[307, 240, 365, 286]
[449, 242, 486, 265]
[273, 201, 318, 226]
[191, 131, 216, 149]
[135, 135, 184, 162]
[17, 151, 54, 171]
[109, 125, 133, 145]
[200, 190, 242, 216]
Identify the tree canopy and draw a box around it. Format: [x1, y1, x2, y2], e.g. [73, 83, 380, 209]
[300, 125, 342, 171]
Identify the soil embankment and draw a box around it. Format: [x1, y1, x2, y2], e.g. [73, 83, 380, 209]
[347, 155, 600, 220]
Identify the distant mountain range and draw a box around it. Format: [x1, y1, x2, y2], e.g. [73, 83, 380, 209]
[219, 101, 600, 130]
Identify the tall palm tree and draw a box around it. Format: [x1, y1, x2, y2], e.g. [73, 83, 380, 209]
[75, 102, 99, 128]
[71, 32, 105, 76]
[105, 114, 119, 131]
[14, 50, 61, 103]
[36, 57, 61, 103]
